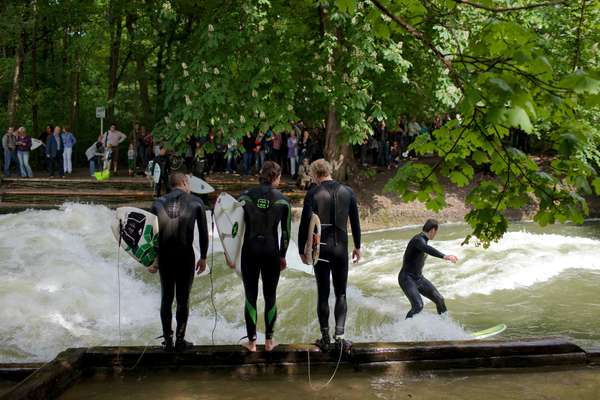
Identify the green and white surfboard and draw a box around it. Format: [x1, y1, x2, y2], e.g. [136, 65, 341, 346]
[472, 324, 507, 339]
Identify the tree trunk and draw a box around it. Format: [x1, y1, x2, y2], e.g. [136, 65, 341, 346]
[107, 1, 123, 123]
[31, 2, 39, 136]
[324, 109, 355, 181]
[126, 13, 152, 127]
[318, 4, 355, 181]
[7, 29, 26, 128]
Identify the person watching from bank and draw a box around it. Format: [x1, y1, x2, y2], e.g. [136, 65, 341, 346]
[16, 127, 34, 178]
[150, 173, 209, 352]
[298, 158, 361, 352]
[99, 124, 127, 174]
[2, 127, 18, 177]
[237, 161, 292, 352]
[398, 219, 458, 319]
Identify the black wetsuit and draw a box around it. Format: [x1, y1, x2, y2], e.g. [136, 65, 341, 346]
[151, 189, 209, 340]
[399, 232, 447, 318]
[239, 184, 291, 341]
[298, 180, 361, 337]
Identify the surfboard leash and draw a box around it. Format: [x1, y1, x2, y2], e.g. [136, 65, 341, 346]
[305, 264, 344, 391]
[209, 208, 218, 346]
[115, 220, 124, 368]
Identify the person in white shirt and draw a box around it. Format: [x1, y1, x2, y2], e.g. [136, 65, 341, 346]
[99, 124, 127, 174]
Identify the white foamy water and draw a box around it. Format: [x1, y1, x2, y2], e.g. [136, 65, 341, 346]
[1, 204, 597, 362]
[356, 231, 600, 299]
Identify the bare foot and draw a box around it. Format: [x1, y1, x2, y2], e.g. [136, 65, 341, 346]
[265, 339, 278, 352]
[241, 340, 257, 352]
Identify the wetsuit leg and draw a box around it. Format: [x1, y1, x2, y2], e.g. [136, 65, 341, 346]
[241, 245, 260, 341]
[159, 265, 176, 337]
[398, 271, 423, 318]
[314, 259, 332, 335]
[174, 252, 195, 338]
[417, 277, 447, 315]
[261, 252, 281, 340]
[330, 244, 349, 336]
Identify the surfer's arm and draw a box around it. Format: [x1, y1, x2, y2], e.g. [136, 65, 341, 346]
[349, 190, 361, 250]
[196, 203, 209, 259]
[415, 237, 445, 259]
[298, 192, 313, 255]
[278, 198, 292, 258]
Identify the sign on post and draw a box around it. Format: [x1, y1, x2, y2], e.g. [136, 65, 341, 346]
[96, 106, 106, 137]
[96, 107, 106, 119]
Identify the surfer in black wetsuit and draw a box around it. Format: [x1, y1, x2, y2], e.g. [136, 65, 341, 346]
[238, 161, 291, 352]
[298, 159, 361, 352]
[399, 219, 458, 319]
[150, 173, 209, 352]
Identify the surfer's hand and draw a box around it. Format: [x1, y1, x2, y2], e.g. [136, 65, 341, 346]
[300, 254, 308, 265]
[279, 257, 287, 271]
[352, 248, 361, 264]
[147, 265, 158, 274]
[444, 255, 458, 263]
[196, 259, 207, 274]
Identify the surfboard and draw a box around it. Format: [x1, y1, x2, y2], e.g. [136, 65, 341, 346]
[189, 175, 215, 194]
[112, 206, 206, 271]
[146, 160, 161, 184]
[31, 138, 43, 151]
[213, 192, 245, 276]
[303, 213, 321, 266]
[472, 324, 507, 339]
[112, 207, 159, 268]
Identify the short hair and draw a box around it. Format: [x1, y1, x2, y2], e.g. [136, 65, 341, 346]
[170, 172, 188, 188]
[309, 159, 332, 179]
[423, 219, 439, 233]
[259, 161, 281, 184]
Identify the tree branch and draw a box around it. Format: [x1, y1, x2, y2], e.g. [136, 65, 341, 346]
[369, 0, 462, 88]
[452, 0, 565, 13]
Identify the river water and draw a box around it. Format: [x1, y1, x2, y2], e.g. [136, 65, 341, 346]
[1, 204, 599, 362]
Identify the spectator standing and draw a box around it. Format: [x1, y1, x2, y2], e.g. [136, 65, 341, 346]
[206, 128, 216, 174]
[153, 146, 171, 197]
[271, 131, 283, 166]
[225, 136, 238, 174]
[299, 130, 312, 163]
[38, 125, 52, 170]
[16, 127, 34, 178]
[287, 130, 298, 178]
[100, 124, 127, 174]
[215, 128, 226, 172]
[127, 143, 135, 176]
[142, 128, 153, 167]
[254, 131, 266, 171]
[61, 126, 76, 175]
[2, 127, 18, 177]
[242, 132, 256, 175]
[46, 126, 64, 177]
[264, 128, 273, 161]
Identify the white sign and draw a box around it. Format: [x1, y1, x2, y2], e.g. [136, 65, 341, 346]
[96, 107, 106, 119]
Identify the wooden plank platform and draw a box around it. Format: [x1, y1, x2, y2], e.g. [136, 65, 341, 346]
[0, 337, 595, 400]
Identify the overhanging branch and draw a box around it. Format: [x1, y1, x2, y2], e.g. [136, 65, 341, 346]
[452, 0, 565, 12]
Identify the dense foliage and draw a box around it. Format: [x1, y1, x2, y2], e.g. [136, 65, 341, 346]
[1, 0, 599, 245]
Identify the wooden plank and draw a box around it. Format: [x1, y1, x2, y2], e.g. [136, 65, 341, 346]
[0, 349, 85, 400]
[82, 337, 586, 369]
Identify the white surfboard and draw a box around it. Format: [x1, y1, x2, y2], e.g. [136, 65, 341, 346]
[303, 213, 321, 266]
[146, 160, 161, 184]
[189, 175, 215, 194]
[112, 207, 159, 268]
[213, 192, 245, 276]
[112, 206, 205, 271]
[31, 138, 43, 151]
